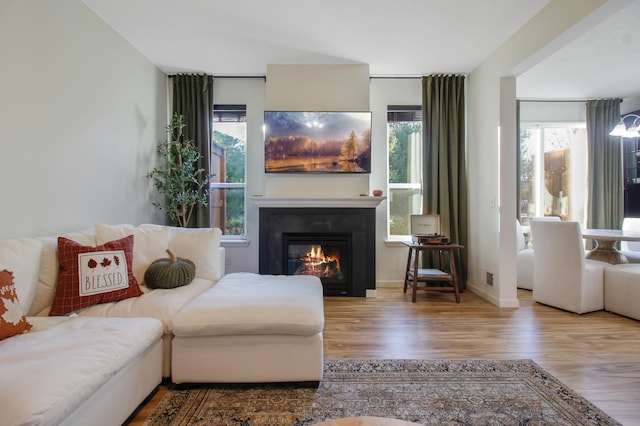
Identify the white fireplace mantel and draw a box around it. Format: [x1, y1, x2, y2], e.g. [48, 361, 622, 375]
[250, 195, 386, 209]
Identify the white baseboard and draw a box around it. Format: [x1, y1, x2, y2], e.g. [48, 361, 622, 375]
[376, 280, 404, 288]
[373, 280, 520, 308]
[366, 289, 377, 298]
[465, 282, 519, 308]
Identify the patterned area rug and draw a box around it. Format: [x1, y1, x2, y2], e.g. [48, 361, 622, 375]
[143, 359, 620, 426]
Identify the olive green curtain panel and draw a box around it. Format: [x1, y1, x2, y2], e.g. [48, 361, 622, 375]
[586, 99, 623, 232]
[172, 74, 214, 228]
[422, 75, 468, 288]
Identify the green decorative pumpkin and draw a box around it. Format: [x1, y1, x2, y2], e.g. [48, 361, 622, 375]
[144, 249, 196, 289]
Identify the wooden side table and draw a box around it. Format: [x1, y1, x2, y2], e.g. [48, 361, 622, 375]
[403, 241, 463, 303]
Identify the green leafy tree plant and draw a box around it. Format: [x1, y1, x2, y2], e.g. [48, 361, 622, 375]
[148, 113, 210, 227]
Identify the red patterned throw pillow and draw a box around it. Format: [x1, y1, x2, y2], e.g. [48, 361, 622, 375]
[49, 235, 142, 316]
[0, 269, 33, 339]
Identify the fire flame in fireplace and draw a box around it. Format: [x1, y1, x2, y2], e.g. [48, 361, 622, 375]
[295, 245, 343, 279]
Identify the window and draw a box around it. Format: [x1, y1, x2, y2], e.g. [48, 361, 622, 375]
[519, 124, 587, 228]
[387, 106, 423, 238]
[211, 105, 246, 238]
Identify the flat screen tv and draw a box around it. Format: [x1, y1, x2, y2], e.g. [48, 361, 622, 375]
[264, 111, 372, 173]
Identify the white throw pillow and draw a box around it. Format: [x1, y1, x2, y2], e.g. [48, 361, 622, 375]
[95, 224, 171, 284]
[31, 237, 58, 316]
[30, 230, 97, 316]
[141, 225, 222, 282]
[0, 238, 42, 314]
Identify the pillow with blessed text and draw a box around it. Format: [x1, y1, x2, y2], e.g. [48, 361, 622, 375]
[49, 235, 142, 316]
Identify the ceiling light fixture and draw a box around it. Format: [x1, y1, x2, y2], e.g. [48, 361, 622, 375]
[609, 114, 640, 138]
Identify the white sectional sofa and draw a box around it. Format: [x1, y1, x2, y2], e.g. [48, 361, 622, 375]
[31, 223, 226, 378]
[0, 223, 325, 425]
[0, 316, 163, 426]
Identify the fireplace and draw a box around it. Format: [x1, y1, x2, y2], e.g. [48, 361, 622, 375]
[259, 207, 376, 296]
[284, 233, 351, 295]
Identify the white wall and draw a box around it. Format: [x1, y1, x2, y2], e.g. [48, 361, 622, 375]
[369, 78, 423, 287]
[467, 0, 611, 306]
[0, 0, 167, 239]
[263, 64, 371, 198]
[621, 97, 640, 114]
[520, 101, 586, 123]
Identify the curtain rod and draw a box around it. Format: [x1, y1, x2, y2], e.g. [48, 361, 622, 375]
[518, 99, 621, 103]
[191, 75, 419, 80]
[169, 74, 464, 81]
[370, 75, 465, 79]
[170, 75, 416, 80]
[171, 74, 467, 80]
[168, 74, 266, 80]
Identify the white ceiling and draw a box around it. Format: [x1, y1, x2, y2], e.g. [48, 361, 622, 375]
[83, 0, 640, 102]
[517, 0, 640, 101]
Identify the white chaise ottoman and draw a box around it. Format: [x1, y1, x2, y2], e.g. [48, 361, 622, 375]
[171, 272, 325, 384]
[604, 264, 640, 321]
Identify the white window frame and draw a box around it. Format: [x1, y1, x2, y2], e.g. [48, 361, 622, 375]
[387, 106, 423, 241]
[519, 121, 587, 225]
[212, 105, 247, 241]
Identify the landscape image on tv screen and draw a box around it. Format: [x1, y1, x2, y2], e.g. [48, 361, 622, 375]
[264, 111, 372, 173]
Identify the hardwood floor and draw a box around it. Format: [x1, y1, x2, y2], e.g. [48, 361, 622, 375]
[126, 287, 640, 425]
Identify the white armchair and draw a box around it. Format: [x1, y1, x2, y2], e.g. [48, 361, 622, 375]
[531, 221, 608, 314]
[620, 217, 640, 263]
[516, 220, 534, 290]
[516, 216, 560, 290]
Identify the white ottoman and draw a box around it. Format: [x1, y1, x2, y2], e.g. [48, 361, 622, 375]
[604, 264, 640, 321]
[171, 272, 325, 384]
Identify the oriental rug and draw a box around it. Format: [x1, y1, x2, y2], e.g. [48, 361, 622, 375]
[143, 359, 620, 426]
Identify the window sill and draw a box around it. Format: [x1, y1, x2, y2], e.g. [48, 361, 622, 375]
[221, 238, 250, 248]
[384, 238, 412, 247]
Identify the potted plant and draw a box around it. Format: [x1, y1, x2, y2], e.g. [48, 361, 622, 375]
[148, 113, 211, 227]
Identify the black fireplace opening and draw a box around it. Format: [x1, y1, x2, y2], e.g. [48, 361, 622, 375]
[259, 207, 376, 297]
[284, 233, 351, 295]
